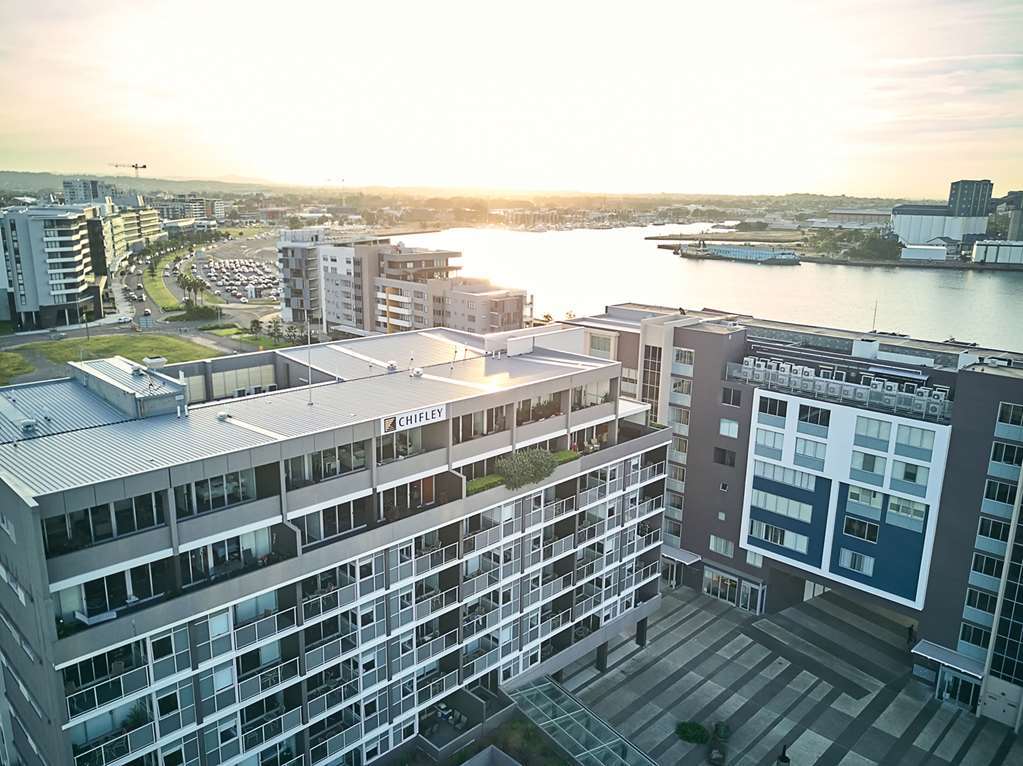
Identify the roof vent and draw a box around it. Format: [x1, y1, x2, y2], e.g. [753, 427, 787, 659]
[20, 419, 38, 434]
[386, 360, 398, 372]
[411, 367, 424, 377]
[216, 411, 231, 421]
[131, 366, 146, 377]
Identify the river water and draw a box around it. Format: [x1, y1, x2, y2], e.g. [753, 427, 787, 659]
[401, 224, 1023, 352]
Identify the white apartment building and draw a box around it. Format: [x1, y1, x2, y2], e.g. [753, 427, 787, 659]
[279, 229, 527, 336]
[0, 328, 667, 766]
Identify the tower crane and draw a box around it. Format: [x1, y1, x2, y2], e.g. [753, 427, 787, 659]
[110, 162, 147, 178]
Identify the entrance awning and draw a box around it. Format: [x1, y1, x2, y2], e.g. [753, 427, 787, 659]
[661, 544, 701, 566]
[912, 640, 985, 679]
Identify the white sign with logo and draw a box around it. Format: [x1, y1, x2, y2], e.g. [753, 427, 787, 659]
[382, 405, 447, 434]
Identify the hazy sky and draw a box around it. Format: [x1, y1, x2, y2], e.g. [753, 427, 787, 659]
[1, 0, 1020, 197]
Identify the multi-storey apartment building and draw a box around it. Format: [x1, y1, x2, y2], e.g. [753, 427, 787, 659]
[0, 206, 99, 329]
[0, 327, 667, 766]
[278, 229, 527, 336]
[569, 303, 1023, 729]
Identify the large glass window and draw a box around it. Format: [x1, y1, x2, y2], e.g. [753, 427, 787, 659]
[749, 519, 808, 554]
[378, 427, 423, 462]
[838, 548, 874, 576]
[41, 493, 168, 557]
[719, 418, 739, 438]
[896, 424, 935, 454]
[843, 516, 879, 543]
[991, 441, 1023, 467]
[997, 402, 1023, 427]
[985, 479, 1017, 506]
[750, 489, 812, 523]
[571, 379, 612, 411]
[753, 461, 815, 490]
[855, 417, 891, 442]
[798, 405, 830, 428]
[758, 397, 787, 418]
[892, 460, 929, 487]
[848, 485, 883, 510]
[851, 450, 885, 476]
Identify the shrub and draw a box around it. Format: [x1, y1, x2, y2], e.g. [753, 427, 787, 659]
[496, 449, 557, 490]
[167, 305, 221, 321]
[676, 721, 710, 744]
[551, 449, 580, 465]
[466, 475, 505, 495]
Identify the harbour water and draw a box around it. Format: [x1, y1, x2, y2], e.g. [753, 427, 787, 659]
[402, 224, 1023, 352]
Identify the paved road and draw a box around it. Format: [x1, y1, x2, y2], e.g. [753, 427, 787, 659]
[563, 587, 1022, 766]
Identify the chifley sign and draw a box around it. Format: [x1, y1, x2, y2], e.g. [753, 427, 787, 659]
[382, 405, 447, 434]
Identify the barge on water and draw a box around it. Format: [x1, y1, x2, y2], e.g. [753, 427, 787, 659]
[671, 241, 801, 265]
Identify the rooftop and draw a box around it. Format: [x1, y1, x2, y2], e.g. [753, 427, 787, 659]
[0, 329, 615, 502]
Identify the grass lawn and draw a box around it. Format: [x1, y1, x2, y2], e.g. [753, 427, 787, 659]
[19, 334, 222, 365]
[142, 253, 184, 311]
[0, 351, 33, 385]
[207, 326, 293, 349]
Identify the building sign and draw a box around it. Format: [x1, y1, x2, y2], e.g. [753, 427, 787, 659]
[382, 405, 446, 433]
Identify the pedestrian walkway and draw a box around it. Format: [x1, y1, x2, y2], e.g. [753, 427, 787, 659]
[560, 587, 1023, 765]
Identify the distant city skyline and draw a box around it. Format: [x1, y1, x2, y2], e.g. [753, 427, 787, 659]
[1, 0, 1021, 197]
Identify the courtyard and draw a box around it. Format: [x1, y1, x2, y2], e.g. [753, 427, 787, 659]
[560, 586, 1023, 765]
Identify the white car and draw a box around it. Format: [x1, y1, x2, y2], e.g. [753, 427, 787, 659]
[240, 297, 249, 304]
[117, 315, 133, 324]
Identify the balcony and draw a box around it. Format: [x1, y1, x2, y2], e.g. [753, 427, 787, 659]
[302, 579, 357, 623]
[463, 596, 500, 638]
[414, 584, 460, 621]
[462, 520, 502, 554]
[304, 623, 357, 672]
[414, 541, 459, 576]
[415, 628, 459, 664]
[73, 717, 155, 766]
[542, 531, 575, 562]
[242, 706, 303, 752]
[238, 658, 300, 703]
[235, 607, 297, 650]
[309, 713, 362, 766]
[462, 639, 501, 679]
[462, 561, 500, 599]
[417, 669, 459, 706]
[307, 670, 359, 720]
[66, 658, 149, 722]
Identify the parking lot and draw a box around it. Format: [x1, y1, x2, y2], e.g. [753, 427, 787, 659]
[562, 587, 1023, 766]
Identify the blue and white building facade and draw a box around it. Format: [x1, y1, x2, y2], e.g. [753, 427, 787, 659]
[740, 391, 950, 610]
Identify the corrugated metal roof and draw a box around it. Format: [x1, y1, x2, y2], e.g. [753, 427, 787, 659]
[70, 357, 181, 397]
[0, 379, 130, 444]
[0, 338, 615, 500]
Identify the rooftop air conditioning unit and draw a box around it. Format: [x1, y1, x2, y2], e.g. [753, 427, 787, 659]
[884, 382, 898, 393]
[778, 362, 791, 373]
[870, 379, 885, 391]
[267, 384, 278, 392]
[742, 356, 755, 367]
[916, 387, 931, 399]
[902, 383, 917, 394]
[834, 371, 846, 382]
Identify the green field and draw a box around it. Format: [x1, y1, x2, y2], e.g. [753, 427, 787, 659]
[209, 326, 292, 349]
[19, 334, 221, 365]
[142, 253, 185, 311]
[0, 351, 33, 385]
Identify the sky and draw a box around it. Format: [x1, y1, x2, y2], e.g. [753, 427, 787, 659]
[0, 0, 1021, 197]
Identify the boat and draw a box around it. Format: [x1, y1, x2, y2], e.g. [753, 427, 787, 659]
[674, 241, 801, 265]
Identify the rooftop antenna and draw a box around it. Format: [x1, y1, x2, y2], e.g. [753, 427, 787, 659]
[871, 299, 879, 331]
[306, 318, 314, 406]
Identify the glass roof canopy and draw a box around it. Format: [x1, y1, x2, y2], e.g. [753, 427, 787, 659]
[508, 678, 656, 766]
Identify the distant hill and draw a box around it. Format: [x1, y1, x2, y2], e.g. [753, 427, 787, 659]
[0, 170, 286, 195]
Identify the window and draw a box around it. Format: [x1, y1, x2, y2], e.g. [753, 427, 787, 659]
[843, 516, 879, 543]
[572, 379, 612, 410]
[749, 519, 808, 554]
[755, 428, 784, 451]
[892, 460, 929, 486]
[855, 416, 891, 442]
[588, 334, 611, 359]
[751, 489, 813, 523]
[719, 418, 739, 438]
[759, 397, 787, 418]
[672, 378, 692, 395]
[719, 482, 729, 492]
[971, 552, 1003, 579]
[851, 450, 885, 475]
[672, 435, 688, 454]
[959, 622, 991, 649]
[709, 535, 734, 558]
[673, 348, 694, 365]
[997, 402, 1023, 427]
[669, 464, 686, 483]
[978, 517, 1010, 543]
[985, 479, 1017, 506]
[848, 485, 883, 510]
[896, 425, 935, 454]
[888, 496, 926, 522]
[721, 387, 742, 407]
[379, 426, 423, 461]
[838, 548, 875, 576]
[713, 448, 736, 467]
[798, 405, 830, 428]
[991, 441, 1023, 467]
[641, 345, 662, 420]
[669, 406, 690, 426]
[796, 438, 827, 462]
[746, 551, 763, 568]
[753, 461, 816, 491]
[966, 588, 997, 614]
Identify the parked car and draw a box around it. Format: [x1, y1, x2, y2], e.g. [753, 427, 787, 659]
[117, 315, 132, 324]
[143, 308, 152, 317]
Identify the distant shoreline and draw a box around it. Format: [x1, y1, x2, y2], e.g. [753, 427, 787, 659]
[653, 243, 1023, 272]
[646, 230, 803, 243]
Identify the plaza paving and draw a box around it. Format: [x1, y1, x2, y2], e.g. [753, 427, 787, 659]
[561, 586, 1023, 765]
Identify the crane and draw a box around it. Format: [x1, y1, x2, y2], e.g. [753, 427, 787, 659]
[110, 162, 147, 178]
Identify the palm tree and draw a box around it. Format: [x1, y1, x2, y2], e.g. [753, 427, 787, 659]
[284, 325, 300, 345]
[249, 318, 263, 336]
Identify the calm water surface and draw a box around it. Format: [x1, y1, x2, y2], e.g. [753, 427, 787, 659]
[402, 225, 1023, 352]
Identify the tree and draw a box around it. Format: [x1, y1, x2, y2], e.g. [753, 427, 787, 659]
[267, 319, 283, 343]
[284, 325, 301, 345]
[249, 318, 263, 336]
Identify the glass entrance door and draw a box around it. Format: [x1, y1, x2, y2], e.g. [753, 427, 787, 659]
[739, 582, 764, 614]
[938, 668, 980, 712]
